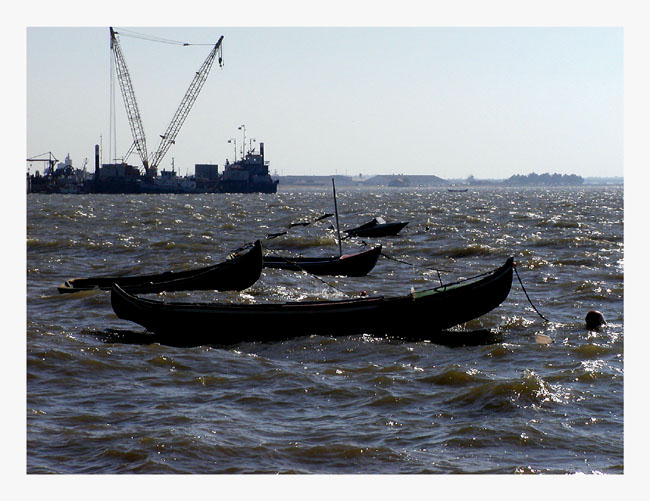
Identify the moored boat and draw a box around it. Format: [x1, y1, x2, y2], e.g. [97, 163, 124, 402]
[110, 257, 514, 345]
[345, 217, 409, 238]
[58, 240, 263, 294]
[264, 245, 381, 277]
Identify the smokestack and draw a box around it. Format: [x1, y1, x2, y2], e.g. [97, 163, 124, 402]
[260, 142, 265, 163]
[94, 144, 100, 181]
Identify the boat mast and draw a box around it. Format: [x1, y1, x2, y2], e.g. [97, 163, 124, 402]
[332, 178, 343, 257]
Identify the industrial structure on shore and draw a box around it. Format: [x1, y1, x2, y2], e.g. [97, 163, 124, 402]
[27, 140, 278, 194]
[28, 27, 277, 195]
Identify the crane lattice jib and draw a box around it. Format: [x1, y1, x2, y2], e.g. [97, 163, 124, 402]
[110, 27, 150, 172]
[149, 36, 224, 171]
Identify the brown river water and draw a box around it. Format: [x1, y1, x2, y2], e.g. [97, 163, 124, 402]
[26, 186, 623, 474]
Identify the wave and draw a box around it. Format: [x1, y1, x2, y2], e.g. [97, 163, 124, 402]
[446, 370, 567, 410]
[280, 443, 403, 462]
[150, 240, 176, 249]
[366, 393, 416, 407]
[27, 237, 138, 253]
[572, 343, 619, 358]
[417, 366, 488, 386]
[439, 244, 495, 258]
[146, 355, 192, 371]
[535, 219, 582, 229]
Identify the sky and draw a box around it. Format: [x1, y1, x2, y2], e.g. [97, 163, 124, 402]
[26, 25, 623, 179]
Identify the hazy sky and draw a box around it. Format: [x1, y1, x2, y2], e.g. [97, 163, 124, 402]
[26, 26, 622, 178]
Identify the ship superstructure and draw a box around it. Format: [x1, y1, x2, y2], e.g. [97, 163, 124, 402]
[219, 141, 278, 194]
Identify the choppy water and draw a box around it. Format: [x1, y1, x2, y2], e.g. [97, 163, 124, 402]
[26, 187, 623, 474]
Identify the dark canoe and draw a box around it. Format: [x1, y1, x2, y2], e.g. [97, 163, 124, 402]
[345, 219, 408, 238]
[58, 240, 263, 294]
[263, 245, 381, 277]
[110, 257, 514, 345]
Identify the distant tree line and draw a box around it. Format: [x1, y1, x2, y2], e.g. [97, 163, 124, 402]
[500, 172, 584, 186]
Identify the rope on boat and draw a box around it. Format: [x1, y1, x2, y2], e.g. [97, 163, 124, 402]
[513, 264, 550, 323]
[379, 251, 452, 287]
[273, 256, 347, 294]
[425, 267, 500, 292]
[228, 241, 256, 256]
[225, 214, 338, 253]
[289, 213, 334, 228]
[265, 231, 288, 240]
[270, 254, 501, 297]
[227, 242, 348, 294]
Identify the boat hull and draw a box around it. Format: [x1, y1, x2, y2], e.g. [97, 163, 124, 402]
[219, 180, 278, 194]
[263, 246, 381, 277]
[345, 221, 408, 238]
[58, 241, 262, 294]
[111, 257, 514, 346]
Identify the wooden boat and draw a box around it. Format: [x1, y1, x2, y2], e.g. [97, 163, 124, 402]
[110, 257, 514, 345]
[345, 217, 408, 238]
[263, 245, 381, 277]
[58, 240, 263, 294]
[262, 181, 381, 277]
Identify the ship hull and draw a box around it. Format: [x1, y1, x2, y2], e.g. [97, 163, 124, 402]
[219, 180, 279, 194]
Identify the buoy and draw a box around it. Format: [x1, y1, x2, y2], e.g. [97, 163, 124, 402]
[585, 310, 606, 330]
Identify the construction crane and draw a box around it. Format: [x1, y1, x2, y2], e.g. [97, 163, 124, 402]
[26, 152, 58, 175]
[109, 27, 224, 177]
[110, 27, 150, 174]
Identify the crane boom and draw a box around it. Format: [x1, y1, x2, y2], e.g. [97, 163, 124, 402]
[149, 36, 224, 172]
[26, 152, 58, 174]
[110, 27, 150, 174]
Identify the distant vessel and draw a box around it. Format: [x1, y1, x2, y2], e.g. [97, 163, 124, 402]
[344, 217, 409, 238]
[219, 142, 279, 194]
[448, 188, 468, 193]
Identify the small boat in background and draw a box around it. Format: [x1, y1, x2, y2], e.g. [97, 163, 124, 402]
[345, 217, 408, 238]
[448, 188, 469, 193]
[263, 179, 381, 277]
[264, 245, 381, 277]
[110, 257, 515, 345]
[58, 241, 263, 294]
